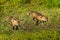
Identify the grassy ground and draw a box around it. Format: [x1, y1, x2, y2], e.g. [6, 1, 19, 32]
[0, 0, 60, 40]
[0, 30, 60, 40]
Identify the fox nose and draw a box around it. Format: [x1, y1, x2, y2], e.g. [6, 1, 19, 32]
[27, 13, 29, 15]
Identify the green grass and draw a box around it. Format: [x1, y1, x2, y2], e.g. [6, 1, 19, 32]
[0, 0, 60, 40]
[0, 30, 60, 40]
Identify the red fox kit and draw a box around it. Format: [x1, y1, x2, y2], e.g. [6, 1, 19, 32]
[8, 16, 19, 30]
[27, 11, 48, 25]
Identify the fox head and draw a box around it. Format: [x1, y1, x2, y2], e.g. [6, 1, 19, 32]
[27, 11, 33, 16]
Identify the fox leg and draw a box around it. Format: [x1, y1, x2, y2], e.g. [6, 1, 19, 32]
[13, 26, 15, 30]
[16, 25, 18, 30]
[15, 25, 18, 30]
[33, 17, 37, 21]
[36, 20, 39, 25]
[33, 17, 39, 25]
[13, 25, 18, 30]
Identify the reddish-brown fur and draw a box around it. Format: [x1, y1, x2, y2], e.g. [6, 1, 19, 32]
[27, 11, 48, 25]
[8, 16, 19, 30]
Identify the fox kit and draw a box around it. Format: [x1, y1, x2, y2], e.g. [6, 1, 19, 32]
[27, 11, 48, 25]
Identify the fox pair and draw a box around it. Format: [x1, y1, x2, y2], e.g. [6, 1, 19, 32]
[9, 11, 48, 30]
